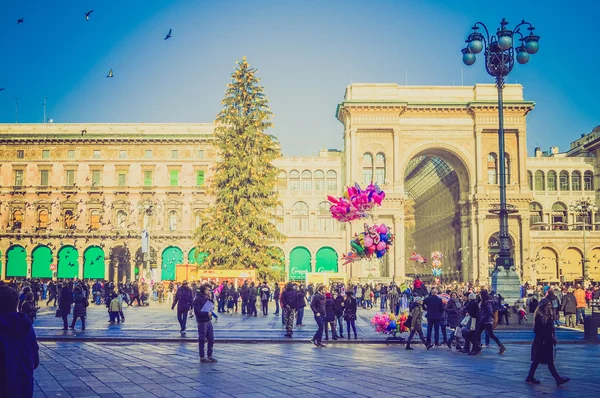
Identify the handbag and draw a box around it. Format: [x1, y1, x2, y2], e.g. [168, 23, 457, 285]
[55, 308, 62, 318]
[405, 315, 413, 328]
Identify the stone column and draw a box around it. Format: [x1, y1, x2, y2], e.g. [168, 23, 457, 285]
[78, 253, 84, 280]
[0, 254, 4, 280]
[393, 214, 405, 282]
[350, 128, 357, 185]
[393, 128, 401, 194]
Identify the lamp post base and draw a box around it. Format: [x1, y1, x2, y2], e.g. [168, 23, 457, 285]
[491, 267, 521, 307]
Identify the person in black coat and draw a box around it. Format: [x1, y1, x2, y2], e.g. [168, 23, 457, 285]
[172, 281, 193, 334]
[310, 286, 327, 346]
[295, 287, 306, 326]
[240, 281, 249, 315]
[423, 288, 444, 346]
[324, 292, 338, 340]
[0, 286, 40, 398]
[462, 293, 480, 354]
[58, 283, 73, 330]
[247, 282, 258, 317]
[445, 291, 462, 349]
[526, 296, 570, 386]
[70, 287, 89, 330]
[343, 291, 358, 339]
[334, 291, 345, 338]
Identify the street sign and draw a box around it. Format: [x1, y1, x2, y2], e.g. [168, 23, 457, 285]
[50, 264, 56, 271]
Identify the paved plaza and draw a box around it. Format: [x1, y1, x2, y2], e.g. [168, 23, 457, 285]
[34, 341, 598, 398]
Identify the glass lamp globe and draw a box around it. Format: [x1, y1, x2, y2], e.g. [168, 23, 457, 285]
[468, 39, 483, 54]
[497, 34, 513, 50]
[462, 49, 476, 66]
[516, 49, 530, 64]
[525, 35, 540, 54]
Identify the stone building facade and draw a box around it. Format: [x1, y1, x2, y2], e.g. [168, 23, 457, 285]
[1, 84, 599, 284]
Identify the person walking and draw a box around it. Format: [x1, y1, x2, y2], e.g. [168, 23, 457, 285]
[70, 286, 89, 330]
[58, 282, 73, 331]
[445, 291, 462, 350]
[259, 281, 271, 316]
[281, 282, 297, 337]
[343, 291, 358, 340]
[406, 297, 432, 350]
[20, 292, 37, 325]
[193, 283, 217, 363]
[463, 293, 480, 354]
[379, 284, 388, 311]
[273, 283, 281, 316]
[324, 292, 338, 340]
[525, 294, 570, 386]
[172, 281, 193, 335]
[46, 281, 58, 306]
[310, 286, 327, 347]
[476, 289, 506, 355]
[423, 288, 444, 346]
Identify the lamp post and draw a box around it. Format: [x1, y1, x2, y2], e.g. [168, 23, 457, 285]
[462, 18, 540, 272]
[569, 198, 597, 281]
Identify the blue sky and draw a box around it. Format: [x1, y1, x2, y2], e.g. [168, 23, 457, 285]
[0, 0, 598, 156]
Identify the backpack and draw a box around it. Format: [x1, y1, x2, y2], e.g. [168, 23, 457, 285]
[261, 290, 268, 301]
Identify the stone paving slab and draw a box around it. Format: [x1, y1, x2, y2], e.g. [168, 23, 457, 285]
[32, 341, 598, 397]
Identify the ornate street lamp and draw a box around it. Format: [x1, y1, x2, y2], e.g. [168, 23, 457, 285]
[569, 198, 598, 281]
[462, 18, 540, 272]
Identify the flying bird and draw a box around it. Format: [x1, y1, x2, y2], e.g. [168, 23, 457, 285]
[106, 69, 113, 78]
[0, 88, 5, 91]
[164, 29, 172, 40]
[85, 10, 94, 21]
[17, 18, 24, 25]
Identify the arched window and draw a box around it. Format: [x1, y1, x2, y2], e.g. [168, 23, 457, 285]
[375, 153, 386, 185]
[487, 153, 498, 184]
[559, 171, 569, 191]
[584, 171, 594, 191]
[363, 153, 373, 184]
[504, 153, 511, 184]
[301, 170, 312, 191]
[534, 171, 545, 191]
[194, 211, 202, 230]
[551, 202, 567, 230]
[289, 170, 300, 190]
[277, 170, 287, 190]
[292, 202, 309, 231]
[527, 171, 533, 191]
[37, 209, 49, 230]
[317, 201, 334, 232]
[117, 210, 127, 229]
[90, 210, 101, 230]
[326, 170, 337, 191]
[547, 171, 557, 191]
[314, 170, 325, 190]
[64, 210, 76, 229]
[572, 171, 582, 191]
[12, 210, 23, 230]
[169, 210, 178, 232]
[529, 202, 544, 229]
[274, 205, 284, 230]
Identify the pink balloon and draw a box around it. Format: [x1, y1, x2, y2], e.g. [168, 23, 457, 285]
[376, 241, 387, 251]
[378, 224, 388, 234]
[364, 236, 374, 248]
[367, 245, 376, 254]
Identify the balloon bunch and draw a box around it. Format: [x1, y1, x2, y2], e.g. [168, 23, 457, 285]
[410, 253, 427, 264]
[431, 251, 443, 276]
[327, 183, 386, 222]
[371, 312, 397, 334]
[349, 223, 394, 259]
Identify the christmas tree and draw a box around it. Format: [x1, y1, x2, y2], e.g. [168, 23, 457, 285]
[194, 57, 286, 281]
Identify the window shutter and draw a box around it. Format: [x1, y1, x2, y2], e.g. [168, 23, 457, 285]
[196, 171, 205, 186]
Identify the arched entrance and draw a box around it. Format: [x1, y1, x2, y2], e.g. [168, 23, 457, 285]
[316, 247, 338, 273]
[562, 247, 582, 282]
[534, 247, 558, 282]
[590, 247, 600, 282]
[161, 246, 183, 281]
[134, 246, 157, 280]
[6, 245, 27, 278]
[84, 246, 105, 280]
[289, 247, 311, 281]
[57, 246, 79, 279]
[32, 245, 53, 279]
[109, 245, 131, 283]
[403, 148, 470, 281]
[188, 248, 207, 265]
